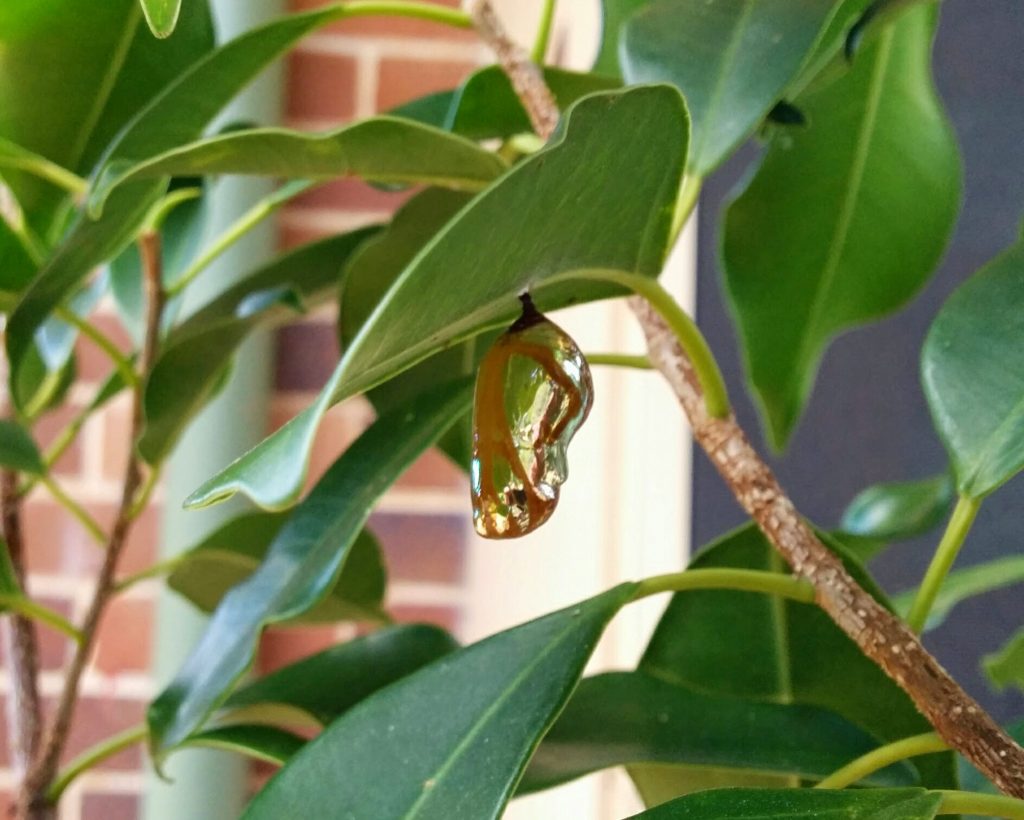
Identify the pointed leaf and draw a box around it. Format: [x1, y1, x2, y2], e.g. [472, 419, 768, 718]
[185, 86, 688, 510]
[148, 378, 474, 755]
[621, 0, 839, 174]
[139, 228, 378, 464]
[167, 514, 387, 624]
[922, 236, 1024, 498]
[242, 584, 637, 820]
[839, 473, 954, 542]
[984, 630, 1024, 692]
[722, 5, 960, 448]
[627, 788, 941, 819]
[638, 524, 957, 795]
[223, 624, 458, 726]
[88, 118, 507, 216]
[140, 0, 182, 38]
[188, 725, 304, 766]
[521, 671, 915, 793]
[0, 420, 44, 475]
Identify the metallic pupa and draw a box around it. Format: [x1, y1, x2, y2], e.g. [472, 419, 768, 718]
[470, 294, 594, 538]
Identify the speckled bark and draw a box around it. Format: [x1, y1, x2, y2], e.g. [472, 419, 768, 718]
[631, 296, 1024, 797]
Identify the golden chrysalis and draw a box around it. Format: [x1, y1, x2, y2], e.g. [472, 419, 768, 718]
[470, 294, 594, 538]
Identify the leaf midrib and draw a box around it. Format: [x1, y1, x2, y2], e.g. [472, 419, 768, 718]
[962, 389, 1024, 494]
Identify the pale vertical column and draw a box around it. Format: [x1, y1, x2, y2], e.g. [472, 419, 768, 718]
[143, 2, 283, 818]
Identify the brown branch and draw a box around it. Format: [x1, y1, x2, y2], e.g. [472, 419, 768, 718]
[470, 0, 1024, 799]
[19, 232, 165, 818]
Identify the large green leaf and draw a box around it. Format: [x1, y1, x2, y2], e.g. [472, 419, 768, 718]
[984, 631, 1024, 693]
[893, 557, 1024, 632]
[722, 4, 960, 448]
[187, 724, 304, 766]
[922, 236, 1024, 498]
[839, 473, 954, 542]
[242, 584, 637, 820]
[0, 420, 43, 475]
[148, 378, 473, 756]
[185, 85, 688, 510]
[636, 524, 956, 799]
[4, 3, 350, 386]
[138, 228, 378, 464]
[88, 118, 507, 216]
[621, 0, 838, 174]
[0, 208, 36, 296]
[595, 0, 648, 76]
[627, 788, 941, 819]
[223, 624, 458, 727]
[521, 671, 915, 793]
[339, 188, 479, 470]
[167, 513, 387, 625]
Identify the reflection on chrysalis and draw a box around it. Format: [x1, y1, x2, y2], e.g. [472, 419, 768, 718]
[471, 293, 594, 538]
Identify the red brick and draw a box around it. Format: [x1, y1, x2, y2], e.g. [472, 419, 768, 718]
[287, 51, 358, 122]
[32, 401, 84, 477]
[75, 313, 134, 385]
[377, 58, 477, 111]
[292, 178, 414, 213]
[275, 322, 340, 393]
[0, 699, 9, 768]
[92, 597, 154, 675]
[0, 792, 12, 818]
[290, 0, 474, 41]
[369, 513, 465, 583]
[397, 448, 465, 490]
[390, 603, 461, 633]
[63, 697, 145, 769]
[36, 595, 74, 672]
[259, 624, 348, 674]
[99, 396, 133, 482]
[82, 792, 140, 820]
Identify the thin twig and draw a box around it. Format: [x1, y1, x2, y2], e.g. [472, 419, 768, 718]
[470, 0, 1024, 799]
[20, 231, 165, 816]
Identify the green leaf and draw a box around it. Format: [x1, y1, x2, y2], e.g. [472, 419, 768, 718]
[626, 788, 941, 819]
[167, 513, 387, 624]
[893, 557, 1024, 632]
[139, 228, 378, 464]
[722, 5, 960, 448]
[621, 0, 839, 174]
[339, 188, 480, 470]
[595, 0, 648, 76]
[0, 208, 36, 295]
[241, 584, 637, 820]
[984, 631, 1024, 692]
[0, 538, 22, 596]
[922, 236, 1024, 498]
[636, 524, 956, 799]
[140, 0, 181, 38]
[0, 420, 44, 475]
[88, 118, 507, 217]
[148, 378, 474, 756]
[185, 86, 688, 510]
[4, 3, 347, 388]
[188, 724, 304, 766]
[521, 671, 916, 793]
[839, 473, 954, 542]
[222, 624, 458, 727]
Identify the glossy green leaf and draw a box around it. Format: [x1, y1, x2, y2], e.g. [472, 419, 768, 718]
[188, 724, 304, 766]
[242, 584, 637, 820]
[521, 671, 915, 793]
[340, 188, 479, 470]
[140, 0, 181, 38]
[595, 0, 648, 75]
[0, 209, 36, 295]
[893, 557, 1024, 632]
[984, 631, 1024, 692]
[88, 118, 507, 216]
[922, 237, 1024, 498]
[621, 0, 838, 174]
[148, 378, 474, 756]
[839, 473, 954, 542]
[167, 513, 387, 624]
[4, 3, 346, 386]
[723, 5, 960, 448]
[627, 788, 941, 819]
[223, 624, 458, 727]
[139, 228, 378, 464]
[0, 420, 43, 475]
[636, 524, 956, 799]
[186, 86, 688, 510]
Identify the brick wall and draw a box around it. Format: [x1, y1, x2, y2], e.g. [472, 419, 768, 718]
[2, 2, 484, 816]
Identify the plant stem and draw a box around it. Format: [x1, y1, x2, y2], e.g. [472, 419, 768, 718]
[0, 597, 83, 645]
[333, 0, 472, 29]
[907, 495, 981, 633]
[530, 0, 557, 63]
[113, 555, 185, 593]
[814, 732, 948, 789]
[0, 144, 88, 196]
[550, 270, 730, 418]
[55, 306, 139, 392]
[585, 353, 652, 370]
[45, 724, 148, 802]
[937, 790, 1024, 819]
[37, 475, 106, 546]
[634, 568, 814, 603]
[166, 180, 311, 297]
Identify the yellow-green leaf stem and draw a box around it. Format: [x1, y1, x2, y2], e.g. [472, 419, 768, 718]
[815, 732, 948, 789]
[634, 568, 815, 604]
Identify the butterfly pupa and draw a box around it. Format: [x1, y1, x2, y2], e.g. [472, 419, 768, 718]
[470, 294, 594, 538]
